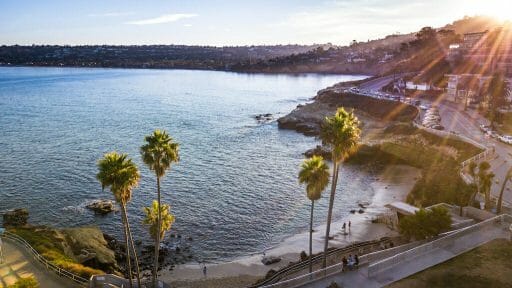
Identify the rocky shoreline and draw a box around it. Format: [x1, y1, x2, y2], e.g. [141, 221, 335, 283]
[277, 84, 418, 137]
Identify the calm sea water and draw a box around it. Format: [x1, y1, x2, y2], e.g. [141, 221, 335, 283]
[0, 67, 373, 262]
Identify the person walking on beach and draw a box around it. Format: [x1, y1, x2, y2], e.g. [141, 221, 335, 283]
[342, 222, 346, 232]
[202, 264, 207, 278]
[348, 221, 351, 233]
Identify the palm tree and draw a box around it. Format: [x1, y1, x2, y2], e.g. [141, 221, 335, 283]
[467, 161, 479, 206]
[319, 107, 360, 268]
[97, 152, 141, 288]
[477, 162, 495, 210]
[143, 201, 175, 244]
[298, 156, 330, 274]
[140, 130, 179, 286]
[497, 167, 512, 214]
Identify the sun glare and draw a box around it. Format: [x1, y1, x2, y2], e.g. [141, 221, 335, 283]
[465, 1, 512, 21]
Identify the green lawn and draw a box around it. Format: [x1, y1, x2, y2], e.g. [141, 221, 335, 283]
[387, 239, 512, 288]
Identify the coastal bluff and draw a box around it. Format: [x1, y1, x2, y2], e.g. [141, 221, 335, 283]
[278, 90, 418, 136]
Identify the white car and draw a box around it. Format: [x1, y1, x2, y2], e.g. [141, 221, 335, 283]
[499, 135, 512, 144]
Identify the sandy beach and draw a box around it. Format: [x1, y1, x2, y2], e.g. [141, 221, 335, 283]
[160, 164, 421, 288]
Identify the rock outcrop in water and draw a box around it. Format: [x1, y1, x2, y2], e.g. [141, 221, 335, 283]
[86, 199, 115, 215]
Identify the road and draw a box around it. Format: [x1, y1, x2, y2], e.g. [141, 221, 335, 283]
[357, 75, 512, 207]
[437, 100, 512, 205]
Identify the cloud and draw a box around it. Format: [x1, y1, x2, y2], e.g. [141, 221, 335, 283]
[126, 13, 198, 25]
[88, 12, 134, 17]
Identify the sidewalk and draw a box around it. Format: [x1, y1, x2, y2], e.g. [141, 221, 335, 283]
[303, 221, 508, 288]
[0, 239, 80, 288]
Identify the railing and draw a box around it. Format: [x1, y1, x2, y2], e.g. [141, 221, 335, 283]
[89, 274, 170, 288]
[252, 238, 391, 287]
[367, 214, 509, 277]
[0, 230, 89, 286]
[260, 261, 345, 288]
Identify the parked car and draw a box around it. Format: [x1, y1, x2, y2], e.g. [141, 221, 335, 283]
[424, 116, 441, 122]
[499, 135, 512, 144]
[479, 124, 490, 133]
[487, 130, 500, 139]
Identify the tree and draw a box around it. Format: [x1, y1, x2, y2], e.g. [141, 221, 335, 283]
[399, 207, 452, 240]
[487, 72, 510, 129]
[143, 201, 175, 243]
[319, 108, 360, 268]
[477, 162, 495, 210]
[456, 76, 472, 110]
[467, 161, 479, 206]
[497, 167, 512, 214]
[298, 156, 330, 273]
[454, 170, 476, 216]
[140, 130, 179, 286]
[97, 152, 141, 288]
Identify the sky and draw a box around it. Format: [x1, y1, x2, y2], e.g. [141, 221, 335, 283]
[1, 0, 511, 46]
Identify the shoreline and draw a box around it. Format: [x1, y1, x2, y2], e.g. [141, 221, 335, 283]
[0, 64, 374, 77]
[160, 164, 420, 288]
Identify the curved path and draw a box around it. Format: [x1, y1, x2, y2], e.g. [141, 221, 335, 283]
[0, 238, 81, 288]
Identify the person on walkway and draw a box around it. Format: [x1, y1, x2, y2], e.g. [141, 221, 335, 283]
[342, 256, 348, 271]
[348, 254, 354, 270]
[354, 254, 359, 267]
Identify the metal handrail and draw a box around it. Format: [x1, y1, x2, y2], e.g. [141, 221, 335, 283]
[367, 213, 510, 276]
[0, 230, 89, 286]
[251, 237, 390, 287]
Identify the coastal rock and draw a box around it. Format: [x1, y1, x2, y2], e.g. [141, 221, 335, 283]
[86, 199, 115, 215]
[304, 145, 331, 159]
[62, 226, 119, 273]
[255, 113, 274, 122]
[262, 256, 281, 265]
[2, 208, 29, 227]
[278, 89, 418, 137]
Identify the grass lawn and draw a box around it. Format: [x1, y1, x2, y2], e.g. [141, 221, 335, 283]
[386, 239, 512, 288]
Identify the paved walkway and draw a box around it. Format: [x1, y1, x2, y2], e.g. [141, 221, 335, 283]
[302, 221, 509, 288]
[0, 238, 80, 288]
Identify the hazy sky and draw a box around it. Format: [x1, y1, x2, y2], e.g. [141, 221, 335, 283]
[0, 0, 510, 46]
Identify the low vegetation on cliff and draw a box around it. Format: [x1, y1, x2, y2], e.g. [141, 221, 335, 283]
[366, 123, 480, 207]
[8, 226, 110, 279]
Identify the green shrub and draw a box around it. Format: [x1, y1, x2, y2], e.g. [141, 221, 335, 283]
[399, 207, 452, 240]
[7, 276, 39, 288]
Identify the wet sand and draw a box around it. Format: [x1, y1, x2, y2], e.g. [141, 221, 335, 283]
[160, 165, 420, 288]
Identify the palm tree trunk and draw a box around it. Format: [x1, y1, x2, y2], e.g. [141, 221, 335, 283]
[322, 157, 339, 268]
[497, 171, 511, 214]
[124, 205, 142, 288]
[121, 203, 133, 288]
[309, 200, 314, 274]
[153, 176, 162, 287]
[485, 189, 491, 210]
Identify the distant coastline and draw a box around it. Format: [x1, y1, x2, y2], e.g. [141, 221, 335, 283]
[0, 63, 375, 76]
